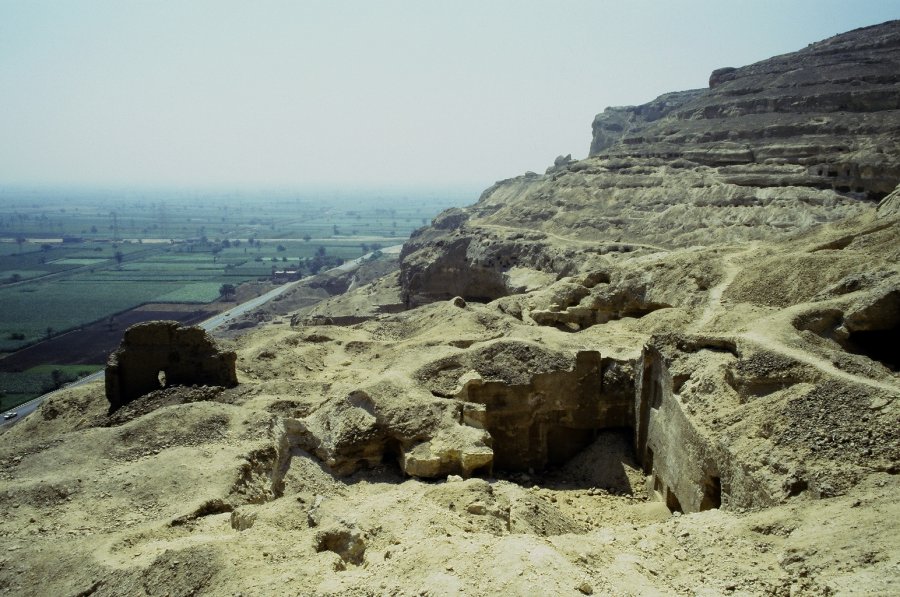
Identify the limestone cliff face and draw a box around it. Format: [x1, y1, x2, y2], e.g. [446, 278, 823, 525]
[590, 20, 900, 197]
[3, 22, 900, 597]
[400, 20, 900, 307]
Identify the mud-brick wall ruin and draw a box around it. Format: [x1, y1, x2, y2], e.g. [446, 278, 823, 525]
[105, 321, 238, 410]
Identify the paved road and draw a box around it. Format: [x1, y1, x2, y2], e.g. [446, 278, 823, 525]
[0, 245, 402, 432]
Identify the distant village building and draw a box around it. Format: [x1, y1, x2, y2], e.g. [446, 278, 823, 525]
[271, 268, 301, 282]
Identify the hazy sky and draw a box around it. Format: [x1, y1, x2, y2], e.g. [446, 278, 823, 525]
[1, 1, 897, 191]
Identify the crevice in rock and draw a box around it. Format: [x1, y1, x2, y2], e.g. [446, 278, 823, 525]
[700, 475, 723, 510]
[171, 499, 233, 526]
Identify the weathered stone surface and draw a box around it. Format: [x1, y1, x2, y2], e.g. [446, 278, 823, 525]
[414, 341, 635, 472]
[286, 385, 493, 479]
[590, 21, 900, 198]
[105, 321, 237, 410]
[4, 21, 900, 597]
[398, 160, 875, 305]
[877, 183, 900, 217]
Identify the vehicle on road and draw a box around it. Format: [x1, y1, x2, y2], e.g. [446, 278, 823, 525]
[3, 412, 17, 420]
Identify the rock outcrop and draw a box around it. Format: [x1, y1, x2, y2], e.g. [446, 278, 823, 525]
[105, 321, 238, 410]
[287, 384, 493, 479]
[400, 21, 900, 307]
[590, 21, 900, 198]
[3, 21, 900, 597]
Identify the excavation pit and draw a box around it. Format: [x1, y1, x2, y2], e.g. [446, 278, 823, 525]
[456, 350, 635, 474]
[489, 428, 644, 495]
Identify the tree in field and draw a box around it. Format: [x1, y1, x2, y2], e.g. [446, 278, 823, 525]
[51, 369, 64, 390]
[45, 326, 53, 340]
[276, 244, 286, 252]
[333, 224, 339, 236]
[219, 283, 236, 300]
[302, 234, 311, 242]
[360, 243, 369, 254]
[316, 245, 327, 257]
[114, 251, 124, 267]
[15, 235, 26, 254]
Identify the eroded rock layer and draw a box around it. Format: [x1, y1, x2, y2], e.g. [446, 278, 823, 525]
[2, 20, 900, 597]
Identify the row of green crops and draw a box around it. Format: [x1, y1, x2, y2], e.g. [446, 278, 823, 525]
[0, 279, 234, 350]
[0, 364, 102, 410]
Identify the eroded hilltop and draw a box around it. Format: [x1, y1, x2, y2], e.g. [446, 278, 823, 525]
[1, 21, 899, 597]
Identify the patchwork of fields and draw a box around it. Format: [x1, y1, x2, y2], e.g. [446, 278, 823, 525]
[0, 188, 468, 408]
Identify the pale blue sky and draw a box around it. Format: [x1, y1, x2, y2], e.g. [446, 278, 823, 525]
[1, 1, 898, 191]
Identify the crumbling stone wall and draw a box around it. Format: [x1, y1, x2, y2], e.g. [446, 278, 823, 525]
[105, 321, 237, 410]
[459, 350, 634, 471]
[634, 338, 783, 513]
[635, 344, 722, 513]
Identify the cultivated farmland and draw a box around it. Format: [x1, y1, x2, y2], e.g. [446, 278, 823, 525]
[0, 187, 469, 407]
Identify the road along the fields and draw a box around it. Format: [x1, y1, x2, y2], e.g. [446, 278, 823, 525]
[0, 246, 402, 431]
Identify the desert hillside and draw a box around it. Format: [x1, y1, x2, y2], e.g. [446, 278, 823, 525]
[1, 21, 899, 597]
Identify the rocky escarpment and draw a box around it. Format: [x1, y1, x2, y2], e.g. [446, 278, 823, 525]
[2, 22, 900, 597]
[400, 20, 900, 307]
[591, 20, 900, 199]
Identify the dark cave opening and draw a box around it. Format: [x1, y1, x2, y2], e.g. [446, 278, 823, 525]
[545, 426, 596, 466]
[700, 475, 722, 511]
[665, 488, 684, 513]
[845, 326, 900, 371]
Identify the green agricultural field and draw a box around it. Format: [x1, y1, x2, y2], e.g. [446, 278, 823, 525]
[0, 364, 102, 410]
[0, 188, 470, 407]
[0, 280, 185, 349]
[49, 258, 108, 266]
[154, 282, 226, 303]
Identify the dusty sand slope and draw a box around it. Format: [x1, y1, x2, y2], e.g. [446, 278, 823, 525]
[2, 20, 900, 597]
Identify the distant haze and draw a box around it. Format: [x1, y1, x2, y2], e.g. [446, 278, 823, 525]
[1, 1, 897, 192]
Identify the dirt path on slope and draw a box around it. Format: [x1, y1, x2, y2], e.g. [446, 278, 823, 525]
[472, 223, 670, 253]
[739, 329, 900, 395]
[674, 240, 898, 395]
[691, 243, 759, 332]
